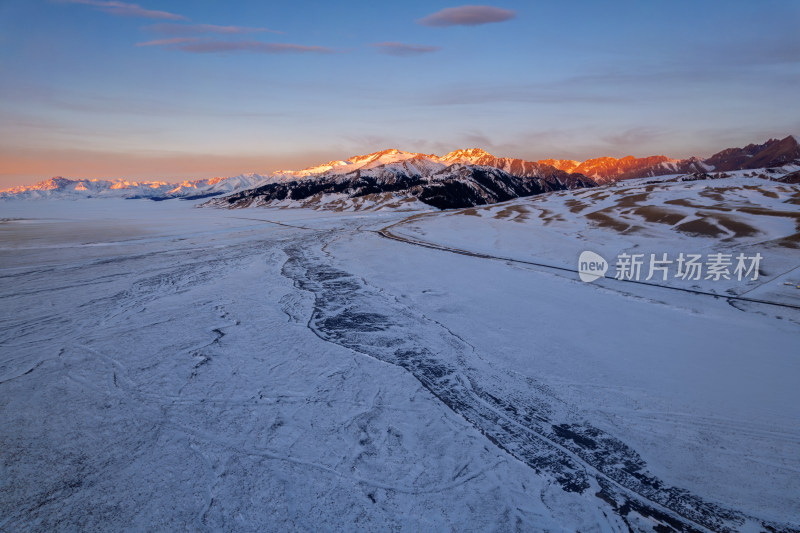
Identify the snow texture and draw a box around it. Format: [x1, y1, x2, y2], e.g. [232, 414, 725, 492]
[0, 180, 798, 531]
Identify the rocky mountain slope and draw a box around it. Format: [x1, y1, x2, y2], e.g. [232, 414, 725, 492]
[540, 135, 800, 183]
[212, 150, 596, 210]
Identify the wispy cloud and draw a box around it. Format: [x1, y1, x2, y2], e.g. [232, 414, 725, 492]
[0, 84, 289, 119]
[425, 82, 624, 106]
[461, 132, 495, 149]
[417, 5, 516, 27]
[141, 38, 335, 54]
[698, 37, 800, 67]
[135, 37, 198, 47]
[370, 42, 440, 56]
[602, 127, 669, 150]
[143, 22, 283, 36]
[423, 58, 800, 107]
[56, 0, 186, 20]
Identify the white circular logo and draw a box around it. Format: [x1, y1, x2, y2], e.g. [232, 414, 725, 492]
[578, 251, 608, 283]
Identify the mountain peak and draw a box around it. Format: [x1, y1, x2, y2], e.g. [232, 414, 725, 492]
[442, 148, 496, 161]
[350, 148, 405, 160]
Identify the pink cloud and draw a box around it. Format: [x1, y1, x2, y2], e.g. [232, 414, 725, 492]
[135, 37, 199, 47]
[58, 0, 186, 20]
[142, 39, 335, 54]
[180, 41, 333, 54]
[417, 5, 516, 27]
[370, 42, 440, 56]
[144, 23, 283, 36]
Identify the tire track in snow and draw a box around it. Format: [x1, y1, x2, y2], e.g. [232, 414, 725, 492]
[378, 219, 800, 312]
[280, 230, 797, 533]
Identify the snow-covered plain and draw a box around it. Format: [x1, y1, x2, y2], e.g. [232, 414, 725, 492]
[1, 185, 798, 531]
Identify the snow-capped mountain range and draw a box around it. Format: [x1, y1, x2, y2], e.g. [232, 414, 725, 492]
[266, 136, 800, 185]
[213, 148, 596, 210]
[211, 138, 800, 210]
[270, 147, 587, 181]
[3, 136, 798, 205]
[0, 174, 269, 201]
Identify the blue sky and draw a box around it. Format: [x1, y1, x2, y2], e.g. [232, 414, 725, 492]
[1, 0, 798, 186]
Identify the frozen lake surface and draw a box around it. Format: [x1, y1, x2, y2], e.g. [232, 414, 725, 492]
[1, 197, 798, 531]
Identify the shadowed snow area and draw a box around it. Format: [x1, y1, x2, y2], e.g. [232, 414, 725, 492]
[0, 191, 798, 531]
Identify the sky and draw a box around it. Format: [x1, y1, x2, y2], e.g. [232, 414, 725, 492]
[0, 0, 799, 188]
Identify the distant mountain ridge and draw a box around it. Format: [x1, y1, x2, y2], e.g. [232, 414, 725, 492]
[213, 137, 799, 210]
[0, 174, 268, 201]
[3, 136, 798, 205]
[704, 135, 800, 171]
[213, 147, 598, 210]
[216, 160, 596, 210]
[540, 155, 708, 183]
[271, 147, 592, 183]
[539, 135, 800, 183]
[264, 135, 800, 186]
